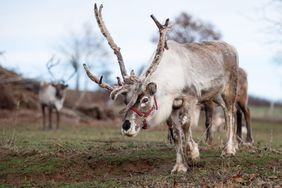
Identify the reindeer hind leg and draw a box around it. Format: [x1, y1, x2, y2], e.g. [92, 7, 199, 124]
[238, 101, 253, 144]
[236, 105, 243, 144]
[48, 105, 53, 130]
[204, 102, 215, 145]
[41, 104, 46, 130]
[55, 108, 60, 130]
[214, 93, 237, 156]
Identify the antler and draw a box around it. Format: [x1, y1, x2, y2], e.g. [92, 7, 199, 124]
[46, 56, 60, 81]
[144, 15, 170, 80]
[65, 69, 76, 83]
[94, 3, 128, 81]
[83, 64, 113, 91]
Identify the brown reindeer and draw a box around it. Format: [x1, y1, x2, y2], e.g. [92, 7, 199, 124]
[203, 68, 252, 144]
[168, 68, 252, 145]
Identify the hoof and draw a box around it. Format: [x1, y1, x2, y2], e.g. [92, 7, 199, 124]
[190, 145, 200, 161]
[246, 138, 254, 145]
[243, 142, 253, 147]
[171, 163, 187, 173]
[234, 141, 239, 150]
[221, 151, 235, 157]
[187, 143, 200, 161]
[206, 139, 213, 145]
[221, 143, 236, 156]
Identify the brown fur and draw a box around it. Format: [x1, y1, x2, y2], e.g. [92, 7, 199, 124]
[204, 68, 253, 144]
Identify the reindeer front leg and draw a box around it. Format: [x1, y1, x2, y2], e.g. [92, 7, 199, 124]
[48, 106, 53, 130]
[171, 122, 187, 173]
[183, 106, 200, 161]
[170, 96, 201, 173]
[55, 108, 60, 129]
[183, 124, 200, 161]
[166, 117, 176, 144]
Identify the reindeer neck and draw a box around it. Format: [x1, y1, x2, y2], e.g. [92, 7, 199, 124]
[146, 94, 174, 127]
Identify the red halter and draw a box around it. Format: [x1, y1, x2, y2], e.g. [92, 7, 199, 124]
[130, 96, 158, 129]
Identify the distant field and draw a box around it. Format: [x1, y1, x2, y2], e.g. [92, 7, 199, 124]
[250, 105, 282, 122]
[0, 120, 281, 187]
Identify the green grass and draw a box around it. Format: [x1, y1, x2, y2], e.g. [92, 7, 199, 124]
[58, 180, 122, 188]
[250, 105, 282, 121]
[0, 120, 281, 187]
[0, 155, 64, 175]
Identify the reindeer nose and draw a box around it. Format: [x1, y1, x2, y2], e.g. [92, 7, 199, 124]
[122, 120, 131, 131]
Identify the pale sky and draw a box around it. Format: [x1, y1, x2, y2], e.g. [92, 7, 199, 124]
[0, 0, 281, 101]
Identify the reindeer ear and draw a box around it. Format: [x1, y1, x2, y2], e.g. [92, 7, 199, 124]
[173, 98, 184, 110]
[146, 82, 157, 95]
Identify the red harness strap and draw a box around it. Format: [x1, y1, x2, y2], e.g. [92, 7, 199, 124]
[130, 96, 158, 129]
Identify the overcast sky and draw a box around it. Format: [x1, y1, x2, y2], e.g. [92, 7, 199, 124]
[0, 0, 281, 101]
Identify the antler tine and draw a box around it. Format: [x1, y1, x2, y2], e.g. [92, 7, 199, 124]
[94, 3, 128, 81]
[116, 76, 123, 86]
[46, 56, 59, 81]
[144, 15, 170, 79]
[150, 15, 169, 30]
[83, 64, 113, 91]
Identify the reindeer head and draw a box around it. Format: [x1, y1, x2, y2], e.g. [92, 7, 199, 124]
[51, 81, 68, 99]
[45, 56, 75, 99]
[84, 4, 169, 137]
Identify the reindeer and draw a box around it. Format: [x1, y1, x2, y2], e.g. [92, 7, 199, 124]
[204, 67, 253, 144]
[39, 57, 73, 130]
[83, 4, 239, 172]
[235, 68, 252, 143]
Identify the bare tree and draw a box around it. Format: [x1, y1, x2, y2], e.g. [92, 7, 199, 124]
[262, 0, 282, 41]
[152, 12, 221, 43]
[59, 23, 110, 90]
[260, 0, 282, 64]
[0, 51, 5, 64]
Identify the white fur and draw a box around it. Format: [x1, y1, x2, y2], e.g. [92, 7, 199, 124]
[122, 40, 238, 158]
[212, 108, 225, 132]
[39, 82, 65, 111]
[144, 40, 231, 127]
[222, 112, 236, 156]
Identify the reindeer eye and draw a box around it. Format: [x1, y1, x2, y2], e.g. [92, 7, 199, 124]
[142, 97, 149, 103]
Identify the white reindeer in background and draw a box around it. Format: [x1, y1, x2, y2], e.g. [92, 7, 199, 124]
[39, 57, 74, 130]
[83, 4, 239, 173]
